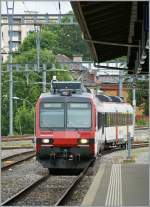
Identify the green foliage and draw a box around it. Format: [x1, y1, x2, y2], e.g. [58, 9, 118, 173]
[20, 31, 58, 53]
[14, 48, 56, 65]
[14, 104, 34, 134]
[136, 119, 148, 127]
[128, 80, 148, 115]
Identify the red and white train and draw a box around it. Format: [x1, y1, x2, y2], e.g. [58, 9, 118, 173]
[35, 81, 133, 171]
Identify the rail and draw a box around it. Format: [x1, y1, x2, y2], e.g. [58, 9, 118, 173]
[2, 150, 35, 170]
[54, 160, 93, 206]
[1, 174, 49, 206]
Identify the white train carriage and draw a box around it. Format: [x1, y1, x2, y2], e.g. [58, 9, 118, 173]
[95, 95, 133, 151]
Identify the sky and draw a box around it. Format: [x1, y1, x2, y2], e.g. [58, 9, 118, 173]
[2, 1, 72, 14]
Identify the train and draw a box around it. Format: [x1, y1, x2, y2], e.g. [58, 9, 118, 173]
[35, 81, 133, 171]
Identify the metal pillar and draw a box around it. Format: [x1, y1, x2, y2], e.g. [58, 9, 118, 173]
[42, 64, 47, 93]
[118, 70, 123, 97]
[35, 26, 40, 71]
[6, 0, 14, 136]
[132, 76, 136, 139]
[127, 132, 132, 159]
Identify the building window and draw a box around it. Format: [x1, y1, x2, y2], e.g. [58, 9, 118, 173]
[8, 31, 21, 41]
[9, 41, 20, 51]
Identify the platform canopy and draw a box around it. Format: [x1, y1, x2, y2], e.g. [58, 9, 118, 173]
[71, 1, 149, 74]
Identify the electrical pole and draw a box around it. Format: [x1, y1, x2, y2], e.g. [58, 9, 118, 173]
[6, 0, 14, 136]
[35, 25, 40, 71]
[118, 70, 123, 97]
[42, 64, 47, 92]
[132, 75, 136, 139]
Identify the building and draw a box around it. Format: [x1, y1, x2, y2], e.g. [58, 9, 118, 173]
[1, 16, 34, 62]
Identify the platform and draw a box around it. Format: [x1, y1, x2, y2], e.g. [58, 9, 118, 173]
[82, 148, 149, 206]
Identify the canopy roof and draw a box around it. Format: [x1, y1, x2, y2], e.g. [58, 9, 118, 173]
[71, 1, 149, 74]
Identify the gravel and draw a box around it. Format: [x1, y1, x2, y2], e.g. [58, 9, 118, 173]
[9, 175, 76, 206]
[1, 157, 48, 203]
[2, 149, 34, 159]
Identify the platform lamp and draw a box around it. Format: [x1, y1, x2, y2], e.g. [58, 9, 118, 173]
[13, 97, 35, 136]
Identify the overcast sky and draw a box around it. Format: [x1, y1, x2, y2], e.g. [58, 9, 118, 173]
[2, 1, 72, 14]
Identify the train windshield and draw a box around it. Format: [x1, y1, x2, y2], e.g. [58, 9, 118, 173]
[40, 103, 64, 129]
[67, 103, 91, 129]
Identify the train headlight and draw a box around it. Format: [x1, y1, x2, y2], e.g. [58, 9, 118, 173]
[79, 139, 89, 144]
[42, 139, 50, 144]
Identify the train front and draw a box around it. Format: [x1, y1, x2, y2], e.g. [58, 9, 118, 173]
[35, 82, 96, 170]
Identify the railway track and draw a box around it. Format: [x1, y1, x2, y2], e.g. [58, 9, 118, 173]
[2, 136, 34, 142]
[1, 174, 49, 206]
[1, 160, 93, 206]
[54, 161, 93, 206]
[1, 142, 148, 206]
[2, 146, 34, 150]
[132, 142, 149, 148]
[2, 150, 35, 170]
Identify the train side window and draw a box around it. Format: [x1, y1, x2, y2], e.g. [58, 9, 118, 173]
[117, 113, 119, 125]
[123, 114, 125, 125]
[121, 113, 123, 126]
[110, 113, 112, 126]
[104, 113, 107, 127]
[129, 114, 133, 125]
[107, 113, 109, 126]
[107, 113, 110, 127]
[126, 113, 129, 125]
[118, 113, 120, 126]
[113, 113, 115, 126]
[98, 112, 105, 129]
[119, 113, 121, 126]
[97, 112, 101, 129]
[110, 113, 113, 126]
[120, 113, 122, 126]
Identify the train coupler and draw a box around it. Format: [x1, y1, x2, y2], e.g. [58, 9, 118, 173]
[75, 154, 80, 161]
[50, 153, 56, 160]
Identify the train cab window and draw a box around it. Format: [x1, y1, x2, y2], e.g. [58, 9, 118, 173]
[40, 102, 64, 129]
[67, 103, 91, 129]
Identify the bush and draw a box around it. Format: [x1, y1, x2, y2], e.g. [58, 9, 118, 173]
[136, 119, 147, 126]
[14, 104, 34, 135]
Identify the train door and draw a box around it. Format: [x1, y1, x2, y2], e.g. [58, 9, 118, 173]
[96, 112, 105, 153]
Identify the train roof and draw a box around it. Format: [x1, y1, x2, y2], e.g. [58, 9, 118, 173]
[96, 94, 124, 103]
[39, 92, 94, 99]
[99, 102, 133, 113]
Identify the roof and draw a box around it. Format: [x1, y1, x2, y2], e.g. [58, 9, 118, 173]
[39, 92, 93, 99]
[56, 54, 72, 62]
[71, 2, 149, 74]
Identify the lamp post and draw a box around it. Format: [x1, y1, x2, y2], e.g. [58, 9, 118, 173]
[13, 97, 35, 136]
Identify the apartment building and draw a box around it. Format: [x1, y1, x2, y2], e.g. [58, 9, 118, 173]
[1, 17, 34, 62]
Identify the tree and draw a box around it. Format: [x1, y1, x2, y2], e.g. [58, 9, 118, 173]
[20, 31, 58, 53]
[14, 104, 34, 134]
[128, 80, 148, 115]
